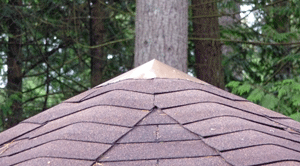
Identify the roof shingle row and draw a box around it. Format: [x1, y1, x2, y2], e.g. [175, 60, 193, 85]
[1, 75, 300, 165]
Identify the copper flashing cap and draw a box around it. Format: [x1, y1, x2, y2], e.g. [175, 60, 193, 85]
[1, 60, 300, 166]
[97, 59, 209, 87]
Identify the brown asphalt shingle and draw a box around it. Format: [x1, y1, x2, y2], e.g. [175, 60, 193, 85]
[20, 106, 147, 139]
[24, 91, 153, 124]
[99, 140, 218, 162]
[16, 158, 94, 166]
[263, 161, 300, 166]
[184, 116, 300, 141]
[75, 78, 246, 102]
[0, 60, 300, 166]
[138, 108, 177, 125]
[64, 88, 98, 103]
[1, 123, 129, 157]
[158, 157, 231, 166]
[204, 130, 300, 152]
[222, 145, 300, 165]
[270, 118, 300, 132]
[164, 103, 284, 128]
[96, 160, 157, 166]
[0, 140, 111, 165]
[0, 123, 40, 145]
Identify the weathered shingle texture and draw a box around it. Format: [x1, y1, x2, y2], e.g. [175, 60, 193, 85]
[1, 78, 300, 165]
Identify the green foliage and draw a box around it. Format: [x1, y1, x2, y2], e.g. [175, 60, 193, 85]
[226, 81, 251, 95]
[222, 0, 300, 121]
[1, 0, 300, 131]
[0, 0, 136, 131]
[1, 93, 21, 116]
[226, 81, 241, 89]
[290, 111, 300, 122]
[247, 88, 264, 102]
[227, 78, 300, 120]
[261, 94, 279, 110]
[0, 90, 23, 130]
[262, 25, 297, 42]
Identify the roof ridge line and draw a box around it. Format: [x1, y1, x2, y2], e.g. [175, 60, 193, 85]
[91, 107, 155, 165]
[162, 108, 234, 166]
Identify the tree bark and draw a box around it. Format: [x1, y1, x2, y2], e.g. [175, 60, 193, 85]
[90, 0, 106, 87]
[134, 0, 188, 73]
[218, 0, 241, 81]
[43, 34, 50, 111]
[218, 0, 240, 56]
[273, 0, 289, 34]
[6, 0, 23, 128]
[273, 0, 291, 78]
[192, 0, 225, 89]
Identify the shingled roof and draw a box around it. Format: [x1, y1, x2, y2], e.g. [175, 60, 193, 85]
[1, 59, 300, 166]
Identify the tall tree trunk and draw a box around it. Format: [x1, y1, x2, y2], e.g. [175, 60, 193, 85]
[43, 34, 50, 111]
[272, 0, 290, 78]
[273, 0, 289, 34]
[219, 0, 240, 56]
[218, 0, 241, 81]
[192, 0, 225, 89]
[6, 0, 23, 128]
[134, 0, 188, 73]
[90, 0, 106, 87]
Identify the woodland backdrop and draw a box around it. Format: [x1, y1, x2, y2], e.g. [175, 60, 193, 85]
[1, 0, 300, 131]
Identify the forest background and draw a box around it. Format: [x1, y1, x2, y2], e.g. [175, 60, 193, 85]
[1, 0, 300, 131]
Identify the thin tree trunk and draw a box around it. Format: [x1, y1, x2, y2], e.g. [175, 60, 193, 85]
[134, 0, 188, 73]
[274, 0, 289, 34]
[6, 0, 23, 128]
[43, 35, 50, 111]
[192, 0, 225, 89]
[272, 0, 291, 78]
[90, 0, 106, 87]
[218, 0, 241, 81]
[219, 0, 240, 56]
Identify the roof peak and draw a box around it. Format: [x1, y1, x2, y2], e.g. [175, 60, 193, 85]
[97, 59, 209, 87]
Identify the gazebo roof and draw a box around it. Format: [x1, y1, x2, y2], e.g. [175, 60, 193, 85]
[1, 59, 300, 166]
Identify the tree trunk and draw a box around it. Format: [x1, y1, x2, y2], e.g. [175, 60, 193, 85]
[192, 0, 225, 89]
[273, 0, 289, 34]
[218, 0, 241, 81]
[6, 0, 23, 128]
[134, 0, 188, 73]
[219, 0, 240, 56]
[90, 0, 106, 87]
[43, 34, 50, 111]
[272, 0, 290, 78]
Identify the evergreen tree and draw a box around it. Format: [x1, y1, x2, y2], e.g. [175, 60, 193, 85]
[191, 0, 225, 89]
[134, 0, 189, 72]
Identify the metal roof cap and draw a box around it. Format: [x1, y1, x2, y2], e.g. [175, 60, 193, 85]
[98, 59, 209, 87]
